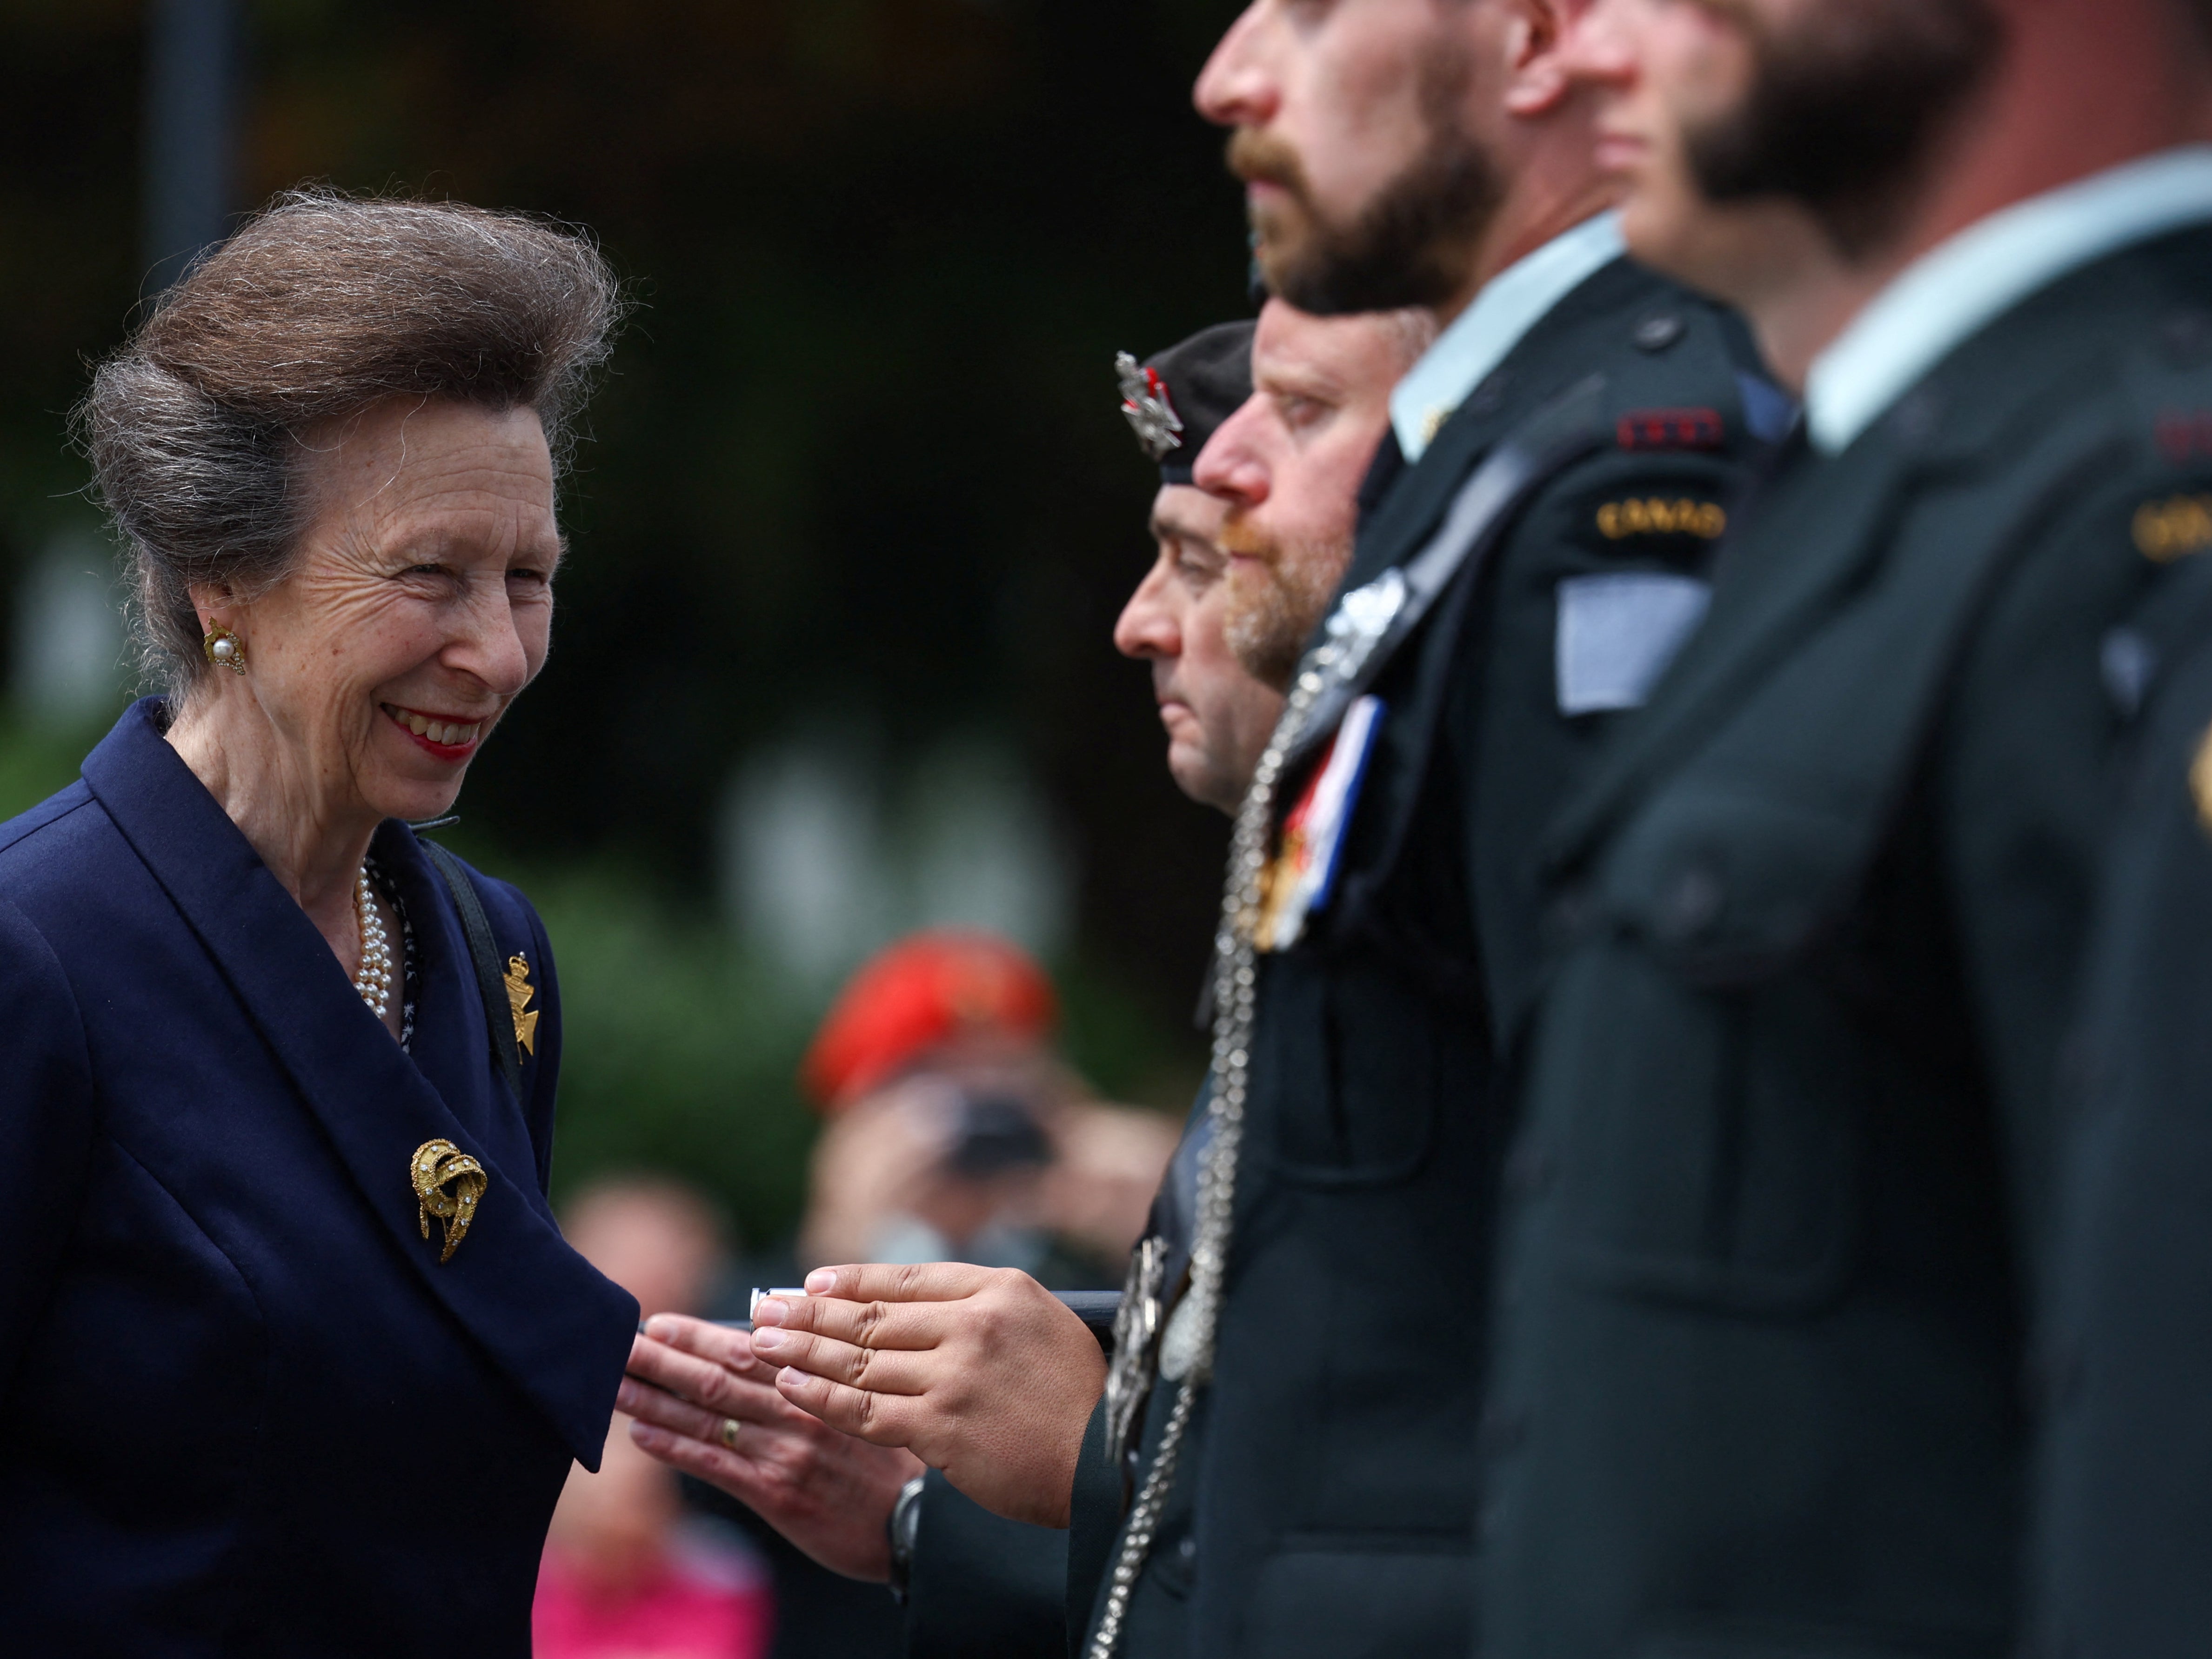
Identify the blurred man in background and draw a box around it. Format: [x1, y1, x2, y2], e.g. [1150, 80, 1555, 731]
[1470, 4, 2212, 1659]
[537, 1178, 772, 1659]
[796, 930, 1176, 1287]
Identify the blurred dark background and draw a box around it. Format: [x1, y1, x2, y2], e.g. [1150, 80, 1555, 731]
[0, 0, 1252, 1246]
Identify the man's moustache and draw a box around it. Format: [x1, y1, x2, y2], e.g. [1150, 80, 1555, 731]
[1226, 128, 1306, 195]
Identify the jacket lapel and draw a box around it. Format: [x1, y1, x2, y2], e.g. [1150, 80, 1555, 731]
[1349, 369, 1521, 591]
[81, 702, 635, 1468]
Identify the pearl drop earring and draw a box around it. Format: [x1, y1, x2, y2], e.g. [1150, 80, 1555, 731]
[202, 626, 247, 674]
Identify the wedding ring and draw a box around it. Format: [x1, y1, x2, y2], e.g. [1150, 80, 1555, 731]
[719, 1417, 742, 1451]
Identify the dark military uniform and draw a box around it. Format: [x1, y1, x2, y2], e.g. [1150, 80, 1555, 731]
[1477, 223, 2212, 1659]
[892, 323, 1255, 1659]
[2033, 533, 2212, 1656]
[1070, 254, 1778, 1659]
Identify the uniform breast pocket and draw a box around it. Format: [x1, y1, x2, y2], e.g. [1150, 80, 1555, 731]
[1251, 954, 1443, 1188]
[1537, 941, 1861, 1313]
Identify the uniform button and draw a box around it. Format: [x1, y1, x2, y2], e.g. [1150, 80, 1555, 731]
[1633, 313, 1685, 353]
[1891, 385, 1945, 442]
[1177, 1536, 1197, 1563]
[1660, 865, 1725, 941]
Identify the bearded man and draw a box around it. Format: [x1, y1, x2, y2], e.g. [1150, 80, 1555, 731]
[616, 310, 1419, 1658]
[722, 4, 1786, 1655]
[1461, 3, 2212, 1658]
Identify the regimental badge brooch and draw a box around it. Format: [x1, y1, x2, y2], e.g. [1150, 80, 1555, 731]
[504, 954, 539, 1057]
[412, 1139, 488, 1263]
[1116, 352, 1185, 461]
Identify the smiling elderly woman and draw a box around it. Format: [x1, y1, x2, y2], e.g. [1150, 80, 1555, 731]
[0, 193, 641, 1654]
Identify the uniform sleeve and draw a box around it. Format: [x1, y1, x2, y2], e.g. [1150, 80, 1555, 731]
[2032, 622, 2212, 1659]
[901, 1470, 1070, 1659]
[1460, 442, 1744, 1045]
[1063, 1392, 1121, 1653]
[0, 897, 97, 1397]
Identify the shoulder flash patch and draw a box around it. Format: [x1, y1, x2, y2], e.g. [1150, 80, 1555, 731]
[1617, 408, 1724, 451]
[2133, 493, 2212, 562]
[1597, 498, 1728, 541]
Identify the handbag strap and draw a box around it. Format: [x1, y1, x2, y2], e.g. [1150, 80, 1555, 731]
[423, 840, 524, 1109]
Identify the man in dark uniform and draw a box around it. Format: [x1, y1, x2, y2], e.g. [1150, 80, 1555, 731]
[2037, 525, 2212, 1659]
[1475, 3, 2212, 1657]
[728, 6, 1782, 1657]
[618, 320, 1269, 1659]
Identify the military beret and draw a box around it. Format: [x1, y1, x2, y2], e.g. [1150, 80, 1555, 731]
[798, 929, 1059, 1110]
[1117, 319, 1256, 486]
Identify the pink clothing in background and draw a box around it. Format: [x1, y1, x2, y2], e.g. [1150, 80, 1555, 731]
[533, 1526, 773, 1659]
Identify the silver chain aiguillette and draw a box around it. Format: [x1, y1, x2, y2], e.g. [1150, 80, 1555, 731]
[1083, 657, 1331, 1659]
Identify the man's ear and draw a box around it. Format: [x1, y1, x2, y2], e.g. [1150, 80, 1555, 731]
[1501, 0, 1576, 118]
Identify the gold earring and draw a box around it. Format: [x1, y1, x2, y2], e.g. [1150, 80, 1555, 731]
[202, 626, 247, 674]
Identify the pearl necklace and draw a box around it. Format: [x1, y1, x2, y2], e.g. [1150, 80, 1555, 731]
[353, 863, 394, 1019]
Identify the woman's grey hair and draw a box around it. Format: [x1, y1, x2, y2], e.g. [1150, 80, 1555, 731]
[76, 188, 624, 698]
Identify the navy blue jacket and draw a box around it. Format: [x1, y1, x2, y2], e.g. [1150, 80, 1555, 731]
[0, 698, 639, 1656]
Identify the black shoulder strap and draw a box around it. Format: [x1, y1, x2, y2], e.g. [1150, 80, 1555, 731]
[423, 840, 524, 1108]
[1285, 374, 1608, 769]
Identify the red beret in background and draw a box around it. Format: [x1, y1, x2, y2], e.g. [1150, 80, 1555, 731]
[800, 930, 1060, 1110]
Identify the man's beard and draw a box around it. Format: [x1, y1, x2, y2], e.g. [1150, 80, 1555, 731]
[1229, 43, 1501, 314]
[1220, 514, 1349, 690]
[1685, 0, 2001, 259]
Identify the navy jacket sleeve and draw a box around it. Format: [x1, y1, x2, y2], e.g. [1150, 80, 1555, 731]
[0, 898, 97, 1398]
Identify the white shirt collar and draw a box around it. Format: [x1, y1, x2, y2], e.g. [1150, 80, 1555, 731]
[1805, 145, 2212, 455]
[1390, 211, 1626, 463]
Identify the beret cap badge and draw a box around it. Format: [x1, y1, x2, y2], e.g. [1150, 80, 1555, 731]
[1117, 351, 1186, 462]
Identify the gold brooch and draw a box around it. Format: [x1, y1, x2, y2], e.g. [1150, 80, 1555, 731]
[503, 954, 539, 1057]
[412, 1139, 488, 1263]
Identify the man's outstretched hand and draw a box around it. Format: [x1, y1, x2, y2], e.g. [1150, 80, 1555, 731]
[751, 1264, 1108, 1528]
[621, 1315, 923, 1582]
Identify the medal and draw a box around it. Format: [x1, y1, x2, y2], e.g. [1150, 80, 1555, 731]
[1103, 1237, 1170, 1486]
[1256, 695, 1386, 952]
